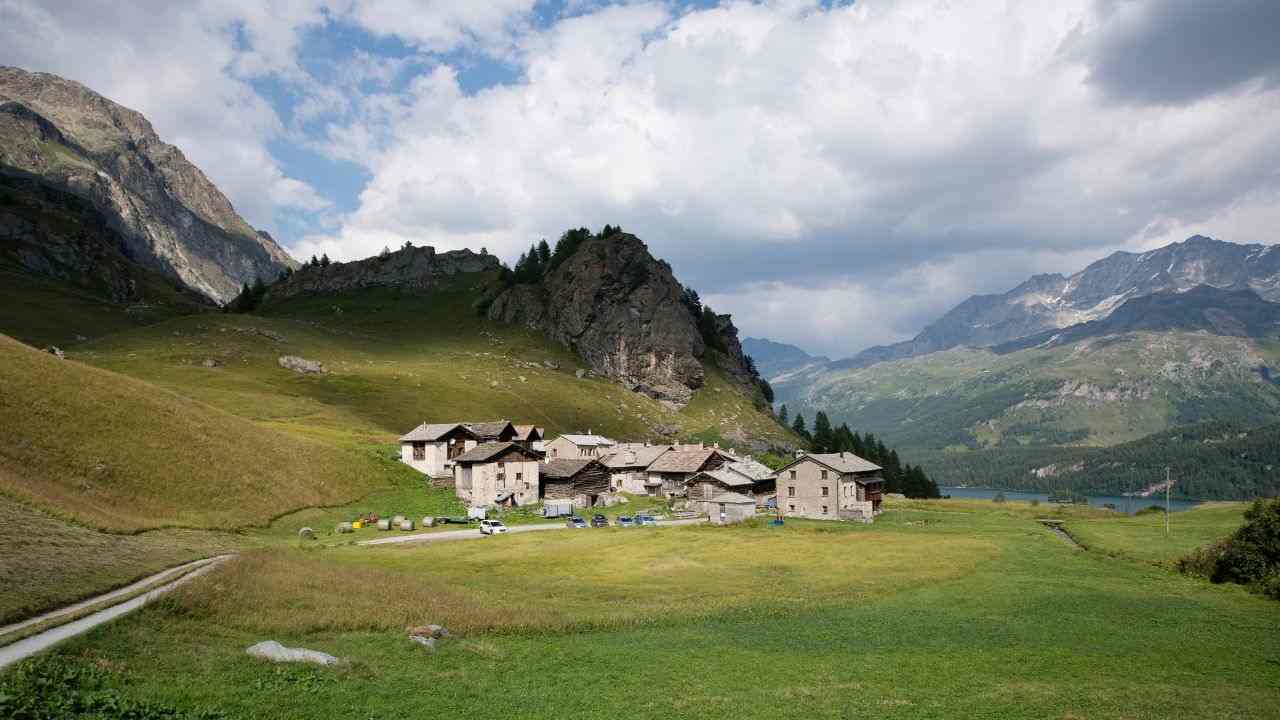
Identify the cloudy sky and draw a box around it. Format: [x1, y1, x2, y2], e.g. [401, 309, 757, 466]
[3, 0, 1279, 356]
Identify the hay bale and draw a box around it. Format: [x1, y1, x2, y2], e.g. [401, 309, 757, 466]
[399, 519, 414, 531]
[298, 527, 315, 540]
[377, 518, 392, 531]
[423, 516, 435, 527]
[392, 514, 406, 525]
[335, 522, 353, 534]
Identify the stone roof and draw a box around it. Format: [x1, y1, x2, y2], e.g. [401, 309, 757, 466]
[783, 452, 882, 475]
[399, 422, 473, 442]
[689, 469, 755, 487]
[601, 443, 672, 469]
[725, 459, 775, 481]
[558, 433, 616, 447]
[463, 420, 515, 440]
[647, 447, 728, 474]
[540, 458, 599, 480]
[452, 441, 535, 464]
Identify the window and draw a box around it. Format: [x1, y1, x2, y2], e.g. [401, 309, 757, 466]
[821, 505, 828, 514]
[820, 470, 828, 480]
[412, 442, 425, 461]
[551, 448, 558, 457]
[789, 470, 796, 480]
[788, 504, 795, 512]
[821, 486, 829, 497]
[787, 486, 796, 497]
[516, 472, 523, 482]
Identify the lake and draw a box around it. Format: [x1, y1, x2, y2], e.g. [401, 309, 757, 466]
[939, 487, 1201, 514]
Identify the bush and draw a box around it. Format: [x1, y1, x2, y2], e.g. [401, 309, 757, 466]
[0, 656, 225, 719]
[1178, 497, 1280, 600]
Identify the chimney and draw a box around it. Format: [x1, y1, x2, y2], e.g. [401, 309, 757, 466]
[840, 452, 845, 459]
[713, 442, 719, 449]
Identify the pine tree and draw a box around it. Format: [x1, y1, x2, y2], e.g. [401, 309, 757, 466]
[536, 239, 551, 267]
[791, 413, 808, 440]
[320, 253, 330, 267]
[812, 411, 834, 452]
[778, 404, 789, 425]
[309, 254, 318, 267]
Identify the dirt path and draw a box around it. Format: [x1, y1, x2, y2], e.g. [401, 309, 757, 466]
[361, 518, 706, 546]
[0, 554, 234, 670]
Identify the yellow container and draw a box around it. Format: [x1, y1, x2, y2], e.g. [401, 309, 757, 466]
[352, 521, 363, 530]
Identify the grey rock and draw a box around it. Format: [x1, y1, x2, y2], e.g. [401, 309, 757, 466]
[278, 355, 323, 374]
[0, 68, 296, 304]
[45, 346, 64, 360]
[263, 245, 499, 302]
[245, 640, 338, 666]
[542, 360, 560, 369]
[201, 358, 221, 368]
[575, 369, 586, 379]
[409, 635, 436, 650]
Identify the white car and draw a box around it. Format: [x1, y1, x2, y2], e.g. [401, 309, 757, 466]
[479, 519, 508, 535]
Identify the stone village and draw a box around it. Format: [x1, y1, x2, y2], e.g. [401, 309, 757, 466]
[398, 420, 886, 524]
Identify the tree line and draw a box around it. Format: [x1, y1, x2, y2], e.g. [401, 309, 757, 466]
[778, 405, 941, 498]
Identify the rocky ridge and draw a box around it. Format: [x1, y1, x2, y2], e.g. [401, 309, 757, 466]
[0, 66, 296, 304]
[486, 232, 759, 405]
[263, 245, 499, 301]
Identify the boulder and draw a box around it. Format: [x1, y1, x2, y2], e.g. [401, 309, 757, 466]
[409, 635, 436, 651]
[278, 355, 324, 374]
[201, 358, 221, 368]
[45, 346, 65, 360]
[245, 640, 338, 666]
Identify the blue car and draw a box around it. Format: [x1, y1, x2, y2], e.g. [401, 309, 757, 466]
[635, 514, 657, 527]
[565, 516, 587, 528]
[616, 515, 635, 528]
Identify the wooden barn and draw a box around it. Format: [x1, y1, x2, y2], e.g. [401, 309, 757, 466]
[540, 458, 611, 508]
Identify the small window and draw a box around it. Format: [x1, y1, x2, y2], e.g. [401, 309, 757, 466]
[787, 486, 796, 497]
[516, 472, 523, 481]
[498, 461, 505, 469]
[820, 470, 828, 480]
[788, 504, 795, 512]
[551, 448, 558, 457]
[821, 505, 828, 514]
[789, 470, 796, 480]
[821, 486, 829, 497]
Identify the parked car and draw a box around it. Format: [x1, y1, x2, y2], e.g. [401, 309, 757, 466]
[616, 515, 635, 528]
[590, 514, 609, 528]
[635, 514, 657, 527]
[565, 516, 587, 528]
[479, 519, 508, 535]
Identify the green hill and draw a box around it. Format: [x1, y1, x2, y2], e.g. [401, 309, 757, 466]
[0, 333, 396, 532]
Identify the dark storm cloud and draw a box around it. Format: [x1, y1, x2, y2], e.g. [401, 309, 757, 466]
[1087, 0, 1280, 105]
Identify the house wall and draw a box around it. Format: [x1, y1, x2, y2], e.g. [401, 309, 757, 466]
[401, 441, 450, 477]
[455, 459, 541, 507]
[777, 458, 842, 520]
[610, 469, 648, 494]
[545, 437, 608, 459]
[702, 500, 754, 524]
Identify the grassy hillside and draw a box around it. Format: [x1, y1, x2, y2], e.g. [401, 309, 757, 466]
[778, 331, 1280, 451]
[7, 500, 1275, 718]
[0, 333, 400, 532]
[69, 276, 794, 450]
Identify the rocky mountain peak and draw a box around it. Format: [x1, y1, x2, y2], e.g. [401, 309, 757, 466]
[0, 66, 296, 303]
[263, 245, 499, 301]
[486, 231, 759, 406]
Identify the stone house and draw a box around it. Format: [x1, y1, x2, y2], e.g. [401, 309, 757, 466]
[704, 490, 756, 524]
[463, 420, 519, 443]
[644, 446, 737, 497]
[719, 459, 777, 504]
[600, 443, 674, 493]
[399, 422, 481, 478]
[540, 458, 611, 508]
[545, 432, 617, 459]
[686, 468, 757, 502]
[773, 452, 884, 521]
[452, 442, 542, 507]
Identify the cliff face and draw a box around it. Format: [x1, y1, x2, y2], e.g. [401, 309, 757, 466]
[0, 67, 296, 304]
[487, 232, 756, 405]
[264, 245, 500, 301]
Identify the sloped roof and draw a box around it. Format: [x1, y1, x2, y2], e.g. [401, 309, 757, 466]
[452, 441, 537, 464]
[512, 425, 544, 441]
[780, 452, 882, 476]
[689, 469, 755, 487]
[725, 459, 775, 481]
[399, 422, 474, 442]
[463, 420, 516, 439]
[648, 447, 726, 474]
[601, 443, 672, 469]
[540, 458, 601, 480]
[558, 433, 616, 447]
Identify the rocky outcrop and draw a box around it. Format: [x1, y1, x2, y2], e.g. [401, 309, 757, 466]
[0, 66, 297, 304]
[263, 245, 500, 301]
[487, 232, 756, 405]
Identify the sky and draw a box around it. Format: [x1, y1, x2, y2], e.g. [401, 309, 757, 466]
[3, 0, 1280, 357]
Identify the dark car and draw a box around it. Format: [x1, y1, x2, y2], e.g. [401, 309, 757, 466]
[616, 515, 635, 528]
[590, 514, 609, 528]
[565, 516, 587, 528]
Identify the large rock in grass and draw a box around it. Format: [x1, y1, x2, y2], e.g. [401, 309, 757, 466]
[278, 355, 323, 374]
[245, 640, 338, 665]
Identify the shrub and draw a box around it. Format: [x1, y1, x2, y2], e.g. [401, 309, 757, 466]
[1178, 497, 1280, 599]
[0, 655, 225, 719]
[993, 492, 1007, 503]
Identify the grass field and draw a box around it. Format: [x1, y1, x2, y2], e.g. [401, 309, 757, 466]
[6, 500, 1276, 719]
[1063, 503, 1250, 566]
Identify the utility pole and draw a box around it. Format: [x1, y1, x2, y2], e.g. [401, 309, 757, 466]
[1165, 466, 1171, 539]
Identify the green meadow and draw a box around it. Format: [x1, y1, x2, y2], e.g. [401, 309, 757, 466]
[6, 499, 1277, 719]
